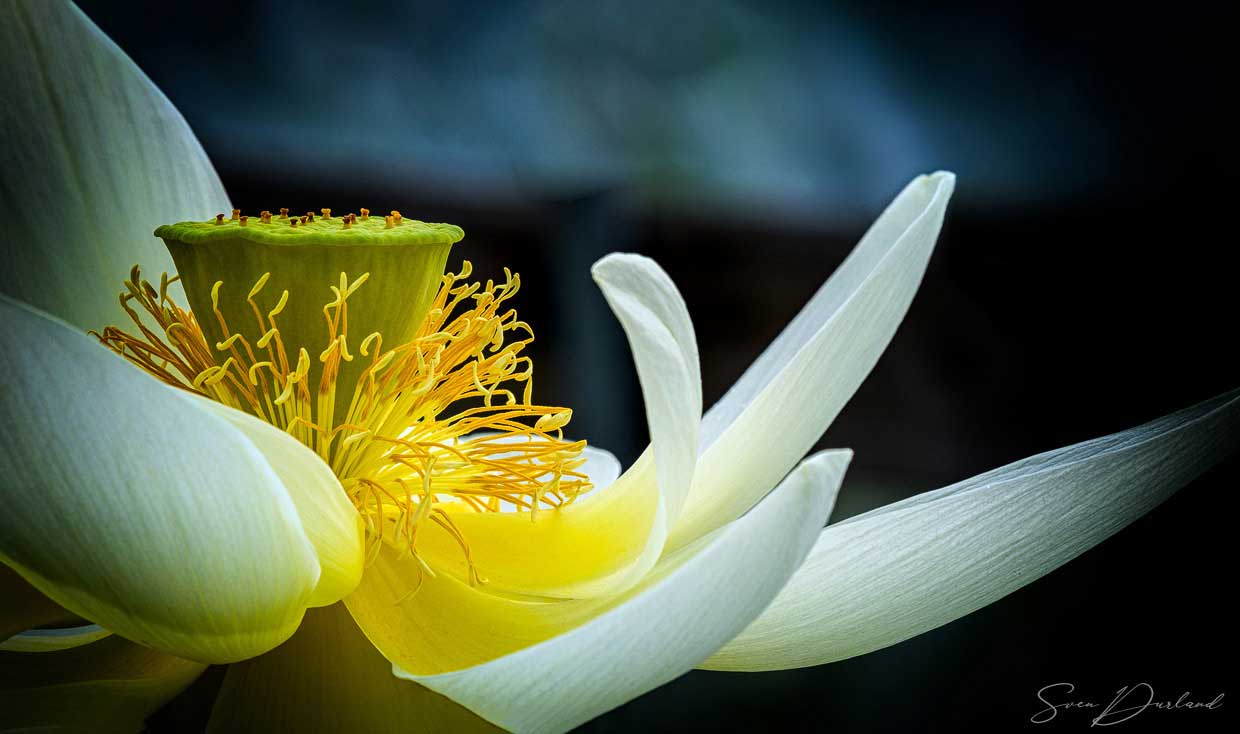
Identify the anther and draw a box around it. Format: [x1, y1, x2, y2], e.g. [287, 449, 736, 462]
[278, 207, 289, 219]
[390, 210, 403, 225]
[342, 217, 352, 229]
[321, 208, 332, 220]
[260, 210, 272, 223]
[360, 208, 370, 220]
[239, 215, 248, 227]
[247, 272, 271, 299]
[214, 213, 225, 225]
[291, 219, 299, 227]
[384, 215, 395, 229]
[231, 209, 240, 221]
[305, 212, 315, 222]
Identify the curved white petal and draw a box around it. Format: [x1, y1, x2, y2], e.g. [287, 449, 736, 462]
[670, 172, 955, 550]
[704, 389, 1240, 671]
[190, 397, 364, 608]
[592, 253, 702, 525]
[0, 623, 111, 653]
[0, 297, 321, 664]
[0, 0, 229, 329]
[395, 450, 851, 734]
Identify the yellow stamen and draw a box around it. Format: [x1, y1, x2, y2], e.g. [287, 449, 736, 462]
[95, 262, 590, 582]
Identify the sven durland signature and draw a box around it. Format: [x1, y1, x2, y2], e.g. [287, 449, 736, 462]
[1031, 682, 1224, 726]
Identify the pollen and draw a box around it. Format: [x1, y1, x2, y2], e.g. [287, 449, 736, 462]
[94, 261, 591, 584]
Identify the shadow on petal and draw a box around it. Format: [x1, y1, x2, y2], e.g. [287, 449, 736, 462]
[0, 635, 205, 733]
[207, 603, 502, 733]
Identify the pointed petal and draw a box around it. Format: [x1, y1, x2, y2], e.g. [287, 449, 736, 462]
[670, 172, 955, 549]
[0, 297, 321, 663]
[347, 450, 849, 734]
[190, 398, 364, 607]
[415, 257, 700, 599]
[674, 174, 952, 548]
[703, 389, 1240, 671]
[207, 603, 500, 734]
[0, 0, 229, 329]
[0, 635, 205, 733]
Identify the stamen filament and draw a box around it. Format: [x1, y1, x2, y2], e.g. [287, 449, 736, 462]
[96, 262, 590, 583]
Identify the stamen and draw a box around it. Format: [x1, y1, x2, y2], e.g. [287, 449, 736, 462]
[96, 261, 590, 583]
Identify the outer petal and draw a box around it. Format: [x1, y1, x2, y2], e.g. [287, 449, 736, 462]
[415, 256, 700, 599]
[0, 635, 205, 733]
[350, 450, 851, 734]
[0, 0, 229, 330]
[0, 563, 80, 644]
[190, 397, 364, 608]
[1, 624, 111, 654]
[703, 389, 1240, 671]
[670, 172, 955, 549]
[206, 603, 499, 734]
[0, 297, 321, 663]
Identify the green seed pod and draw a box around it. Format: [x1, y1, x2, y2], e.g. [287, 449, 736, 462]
[156, 212, 464, 417]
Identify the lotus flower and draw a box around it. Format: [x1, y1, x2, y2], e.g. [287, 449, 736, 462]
[1, 3, 1236, 733]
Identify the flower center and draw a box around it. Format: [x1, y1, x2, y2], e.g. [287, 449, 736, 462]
[94, 209, 591, 584]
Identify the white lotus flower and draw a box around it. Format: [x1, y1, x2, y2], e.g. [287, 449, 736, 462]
[1, 3, 1236, 733]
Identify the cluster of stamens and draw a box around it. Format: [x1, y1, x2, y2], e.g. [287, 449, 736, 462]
[94, 262, 592, 583]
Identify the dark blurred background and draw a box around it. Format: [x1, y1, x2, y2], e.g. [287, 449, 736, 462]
[75, 1, 1236, 731]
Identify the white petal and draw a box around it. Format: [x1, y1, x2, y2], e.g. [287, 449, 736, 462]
[592, 253, 702, 526]
[670, 172, 955, 549]
[189, 398, 364, 608]
[0, 0, 229, 329]
[0, 297, 321, 663]
[0, 624, 111, 653]
[703, 389, 1240, 671]
[575, 444, 622, 494]
[396, 450, 851, 734]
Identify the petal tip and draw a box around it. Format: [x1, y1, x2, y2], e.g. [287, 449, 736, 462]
[590, 252, 649, 282]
